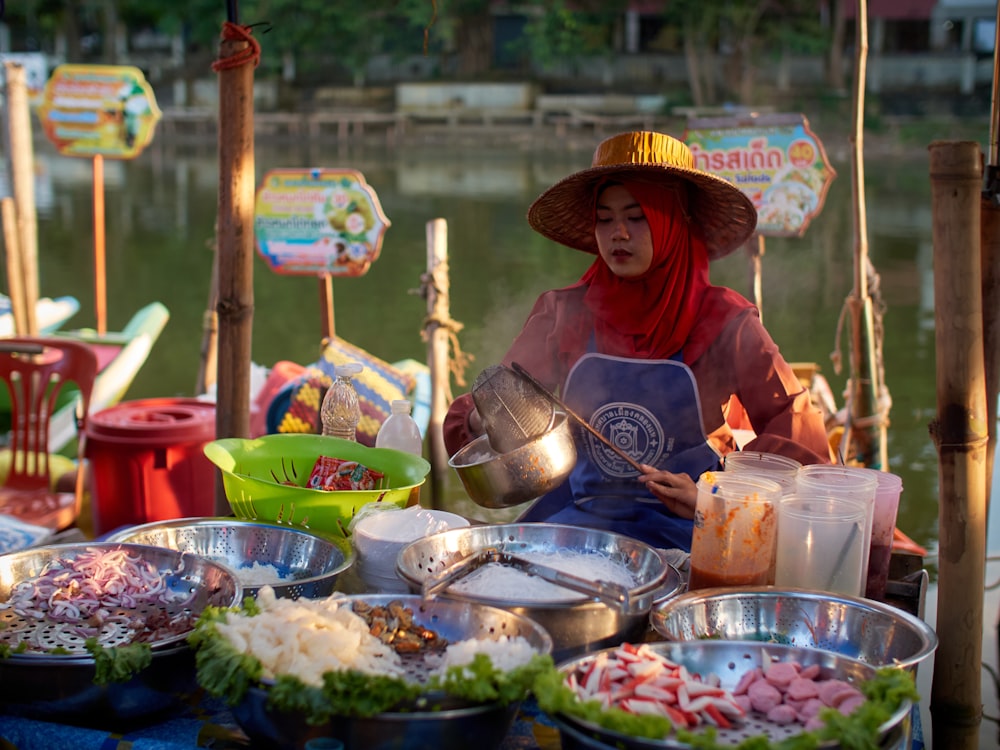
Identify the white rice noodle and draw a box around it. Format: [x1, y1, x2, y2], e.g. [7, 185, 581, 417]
[449, 549, 636, 602]
[428, 635, 538, 675]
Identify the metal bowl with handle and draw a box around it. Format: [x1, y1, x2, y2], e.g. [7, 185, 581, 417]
[395, 523, 672, 661]
[448, 412, 577, 508]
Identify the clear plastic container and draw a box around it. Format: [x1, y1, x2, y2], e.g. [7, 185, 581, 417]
[375, 399, 423, 456]
[320, 362, 363, 441]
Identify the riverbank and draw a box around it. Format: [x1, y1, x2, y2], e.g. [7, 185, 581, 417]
[153, 105, 990, 162]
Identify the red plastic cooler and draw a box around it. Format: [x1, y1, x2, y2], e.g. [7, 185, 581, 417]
[86, 398, 217, 536]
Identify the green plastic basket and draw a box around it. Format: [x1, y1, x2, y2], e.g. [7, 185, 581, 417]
[204, 434, 431, 537]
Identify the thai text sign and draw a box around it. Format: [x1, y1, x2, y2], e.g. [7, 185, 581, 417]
[39, 64, 161, 159]
[254, 168, 390, 277]
[684, 113, 836, 238]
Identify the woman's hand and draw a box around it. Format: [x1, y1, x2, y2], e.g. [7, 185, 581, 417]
[639, 464, 697, 519]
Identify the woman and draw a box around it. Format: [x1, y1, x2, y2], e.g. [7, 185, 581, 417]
[444, 130, 832, 550]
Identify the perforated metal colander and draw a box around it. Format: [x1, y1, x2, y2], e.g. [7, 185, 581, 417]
[0, 542, 241, 655]
[472, 364, 554, 453]
[553, 641, 913, 749]
[106, 517, 353, 600]
[649, 586, 938, 672]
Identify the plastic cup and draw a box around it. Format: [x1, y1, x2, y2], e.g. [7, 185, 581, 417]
[723, 451, 802, 495]
[774, 493, 869, 596]
[688, 472, 782, 591]
[846, 468, 904, 600]
[795, 465, 878, 596]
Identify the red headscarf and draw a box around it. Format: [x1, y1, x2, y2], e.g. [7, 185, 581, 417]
[566, 178, 708, 358]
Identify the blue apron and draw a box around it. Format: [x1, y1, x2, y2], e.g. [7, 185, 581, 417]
[517, 352, 721, 551]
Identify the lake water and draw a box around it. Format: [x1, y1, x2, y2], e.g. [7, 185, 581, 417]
[30, 134, 949, 543]
[21, 129, 1000, 746]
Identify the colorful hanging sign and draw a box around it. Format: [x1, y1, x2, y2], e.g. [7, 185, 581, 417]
[254, 168, 390, 277]
[38, 64, 161, 159]
[684, 113, 836, 238]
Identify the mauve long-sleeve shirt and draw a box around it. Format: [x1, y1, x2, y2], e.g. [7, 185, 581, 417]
[443, 286, 833, 467]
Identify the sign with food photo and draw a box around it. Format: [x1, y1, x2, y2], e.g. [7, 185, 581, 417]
[684, 113, 836, 238]
[38, 64, 161, 159]
[253, 168, 390, 277]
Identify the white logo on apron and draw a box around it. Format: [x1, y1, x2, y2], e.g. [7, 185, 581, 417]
[587, 401, 669, 477]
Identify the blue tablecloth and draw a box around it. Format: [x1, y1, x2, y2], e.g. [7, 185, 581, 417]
[0, 695, 924, 750]
[0, 693, 563, 750]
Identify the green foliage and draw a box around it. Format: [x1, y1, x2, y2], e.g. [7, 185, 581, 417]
[85, 638, 153, 685]
[188, 600, 553, 722]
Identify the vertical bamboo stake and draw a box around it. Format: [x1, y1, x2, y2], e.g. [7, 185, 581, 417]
[3, 62, 38, 335]
[213, 24, 257, 514]
[744, 234, 764, 322]
[195, 238, 219, 396]
[843, 0, 888, 470]
[426, 218, 451, 506]
[0, 198, 27, 335]
[928, 140, 988, 750]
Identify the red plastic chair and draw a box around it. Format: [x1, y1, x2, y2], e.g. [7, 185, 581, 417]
[0, 338, 97, 531]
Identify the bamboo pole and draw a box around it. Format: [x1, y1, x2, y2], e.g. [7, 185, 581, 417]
[2, 62, 38, 335]
[928, 140, 988, 750]
[195, 238, 219, 396]
[425, 218, 451, 506]
[843, 0, 888, 470]
[0, 198, 28, 336]
[213, 24, 257, 515]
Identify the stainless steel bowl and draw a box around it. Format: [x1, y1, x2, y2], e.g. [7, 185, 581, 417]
[235, 688, 520, 750]
[0, 644, 198, 726]
[226, 594, 553, 750]
[106, 517, 353, 599]
[395, 523, 671, 661]
[448, 412, 576, 508]
[550, 640, 913, 750]
[0, 541, 242, 723]
[650, 586, 938, 672]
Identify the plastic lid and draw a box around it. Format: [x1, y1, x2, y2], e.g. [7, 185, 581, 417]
[334, 362, 363, 378]
[86, 398, 216, 443]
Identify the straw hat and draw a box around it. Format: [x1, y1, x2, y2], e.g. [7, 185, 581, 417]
[527, 130, 757, 260]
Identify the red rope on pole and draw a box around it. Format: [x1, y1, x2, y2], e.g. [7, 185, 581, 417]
[211, 21, 261, 71]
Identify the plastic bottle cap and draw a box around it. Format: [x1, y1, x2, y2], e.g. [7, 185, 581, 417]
[390, 399, 412, 414]
[335, 362, 363, 378]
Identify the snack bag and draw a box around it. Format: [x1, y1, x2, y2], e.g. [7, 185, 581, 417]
[308, 456, 385, 491]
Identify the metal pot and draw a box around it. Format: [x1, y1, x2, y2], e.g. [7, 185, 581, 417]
[448, 412, 576, 508]
[395, 523, 672, 662]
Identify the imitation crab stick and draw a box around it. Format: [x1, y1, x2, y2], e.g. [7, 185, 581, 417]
[563, 643, 747, 729]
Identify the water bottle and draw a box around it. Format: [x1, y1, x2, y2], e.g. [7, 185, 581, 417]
[320, 362, 363, 441]
[375, 399, 423, 455]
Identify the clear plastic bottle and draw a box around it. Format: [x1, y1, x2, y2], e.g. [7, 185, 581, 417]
[375, 399, 423, 455]
[320, 362, 364, 441]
